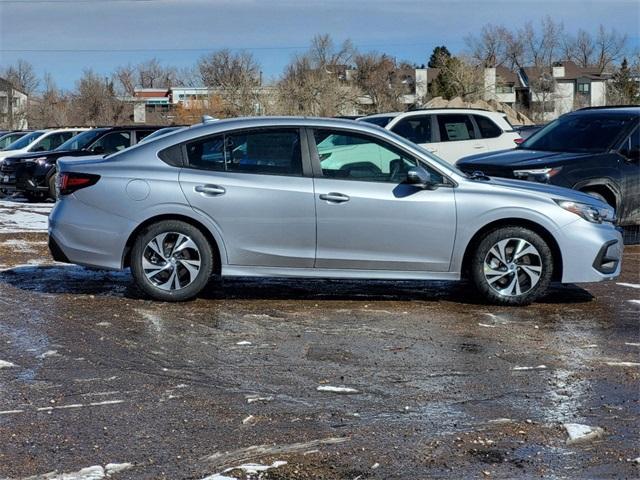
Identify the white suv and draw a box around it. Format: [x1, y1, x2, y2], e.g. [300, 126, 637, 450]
[0, 128, 88, 161]
[360, 109, 521, 164]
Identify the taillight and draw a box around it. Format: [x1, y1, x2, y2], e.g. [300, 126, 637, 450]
[57, 172, 100, 196]
[514, 138, 524, 145]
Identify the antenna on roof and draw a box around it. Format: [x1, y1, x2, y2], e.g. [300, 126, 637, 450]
[201, 115, 218, 123]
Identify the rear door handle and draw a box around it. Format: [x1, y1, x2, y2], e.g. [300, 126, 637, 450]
[319, 192, 350, 203]
[195, 184, 226, 196]
[473, 145, 484, 149]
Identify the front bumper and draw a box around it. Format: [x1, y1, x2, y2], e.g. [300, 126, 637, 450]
[558, 220, 623, 283]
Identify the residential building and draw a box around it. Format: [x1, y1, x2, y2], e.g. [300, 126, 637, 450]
[0, 77, 28, 129]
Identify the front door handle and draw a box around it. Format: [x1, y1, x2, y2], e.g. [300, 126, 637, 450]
[319, 192, 350, 203]
[195, 184, 226, 196]
[473, 145, 484, 149]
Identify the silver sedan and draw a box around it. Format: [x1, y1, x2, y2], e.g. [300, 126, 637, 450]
[48, 117, 622, 305]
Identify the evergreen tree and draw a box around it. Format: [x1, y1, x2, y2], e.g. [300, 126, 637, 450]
[428, 46, 451, 68]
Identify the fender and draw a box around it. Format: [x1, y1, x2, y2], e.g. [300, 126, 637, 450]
[572, 177, 621, 209]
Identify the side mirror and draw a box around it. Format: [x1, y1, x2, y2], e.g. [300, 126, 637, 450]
[406, 166, 434, 188]
[91, 145, 105, 154]
[622, 147, 640, 162]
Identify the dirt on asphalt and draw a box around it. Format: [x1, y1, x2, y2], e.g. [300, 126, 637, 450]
[0, 198, 638, 479]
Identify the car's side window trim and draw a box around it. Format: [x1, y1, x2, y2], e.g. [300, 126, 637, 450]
[178, 126, 311, 178]
[306, 126, 455, 187]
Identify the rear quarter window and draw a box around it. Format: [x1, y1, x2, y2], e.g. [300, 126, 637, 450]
[474, 115, 503, 138]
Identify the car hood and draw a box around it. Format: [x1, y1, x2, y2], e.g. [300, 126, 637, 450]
[0, 149, 25, 160]
[458, 149, 592, 168]
[482, 176, 608, 207]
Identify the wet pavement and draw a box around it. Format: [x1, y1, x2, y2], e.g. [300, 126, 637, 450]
[0, 198, 638, 479]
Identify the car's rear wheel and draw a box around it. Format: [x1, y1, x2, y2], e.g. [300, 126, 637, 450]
[131, 220, 214, 301]
[470, 227, 553, 306]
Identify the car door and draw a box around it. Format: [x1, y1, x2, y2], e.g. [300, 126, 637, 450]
[310, 128, 457, 272]
[179, 127, 317, 267]
[472, 114, 513, 152]
[434, 114, 487, 163]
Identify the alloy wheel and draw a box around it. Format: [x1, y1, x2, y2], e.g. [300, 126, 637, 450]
[483, 238, 543, 297]
[142, 232, 201, 291]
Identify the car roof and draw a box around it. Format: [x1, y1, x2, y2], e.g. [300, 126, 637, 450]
[570, 106, 640, 116]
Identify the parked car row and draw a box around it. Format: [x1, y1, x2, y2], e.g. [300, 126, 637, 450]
[0, 126, 169, 200]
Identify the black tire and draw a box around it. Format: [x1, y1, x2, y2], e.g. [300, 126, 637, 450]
[583, 190, 609, 206]
[470, 226, 553, 306]
[24, 192, 43, 203]
[48, 175, 57, 201]
[130, 220, 215, 301]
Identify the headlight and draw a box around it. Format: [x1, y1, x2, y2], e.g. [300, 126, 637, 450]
[514, 167, 562, 182]
[27, 157, 48, 165]
[554, 199, 615, 224]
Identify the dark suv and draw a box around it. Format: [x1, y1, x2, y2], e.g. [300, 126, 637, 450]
[0, 126, 161, 200]
[457, 107, 640, 230]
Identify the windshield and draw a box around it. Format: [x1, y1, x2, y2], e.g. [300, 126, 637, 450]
[521, 114, 636, 153]
[56, 129, 107, 151]
[2, 130, 45, 151]
[359, 116, 395, 127]
[0, 133, 26, 149]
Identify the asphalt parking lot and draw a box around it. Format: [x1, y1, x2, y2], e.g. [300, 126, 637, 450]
[0, 198, 638, 479]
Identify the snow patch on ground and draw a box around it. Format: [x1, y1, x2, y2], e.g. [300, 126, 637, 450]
[513, 365, 547, 371]
[0, 359, 17, 368]
[202, 461, 287, 479]
[14, 461, 132, 479]
[564, 423, 604, 445]
[617, 282, 640, 289]
[0, 200, 51, 233]
[605, 361, 640, 367]
[317, 385, 359, 394]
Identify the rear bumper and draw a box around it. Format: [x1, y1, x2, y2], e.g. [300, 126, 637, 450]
[48, 198, 134, 270]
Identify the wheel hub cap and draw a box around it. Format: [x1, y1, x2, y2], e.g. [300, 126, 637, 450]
[483, 238, 543, 297]
[142, 232, 201, 291]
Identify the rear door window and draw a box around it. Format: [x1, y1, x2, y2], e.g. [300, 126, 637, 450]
[185, 128, 303, 176]
[437, 114, 477, 142]
[391, 116, 433, 143]
[473, 115, 503, 138]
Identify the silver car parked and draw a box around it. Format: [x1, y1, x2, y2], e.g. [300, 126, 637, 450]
[48, 117, 622, 305]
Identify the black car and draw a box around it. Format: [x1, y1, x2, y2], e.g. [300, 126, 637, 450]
[457, 107, 640, 230]
[0, 126, 162, 200]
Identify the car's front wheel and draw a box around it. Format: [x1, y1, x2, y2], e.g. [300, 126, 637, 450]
[470, 227, 553, 306]
[131, 220, 214, 301]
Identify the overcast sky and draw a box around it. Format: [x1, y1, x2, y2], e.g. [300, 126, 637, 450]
[1, 0, 639, 90]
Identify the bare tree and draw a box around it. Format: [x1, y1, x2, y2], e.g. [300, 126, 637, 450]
[563, 29, 595, 68]
[113, 64, 137, 96]
[465, 24, 510, 67]
[28, 73, 71, 128]
[70, 69, 128, 125]
[352, 52, 410, 113]
[197, 49, 262, 116]
[2, 59, 39, 96]
[594, 25, 627, 73]
[277, 34, 357, 116]
[136, 58, 176, 89]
